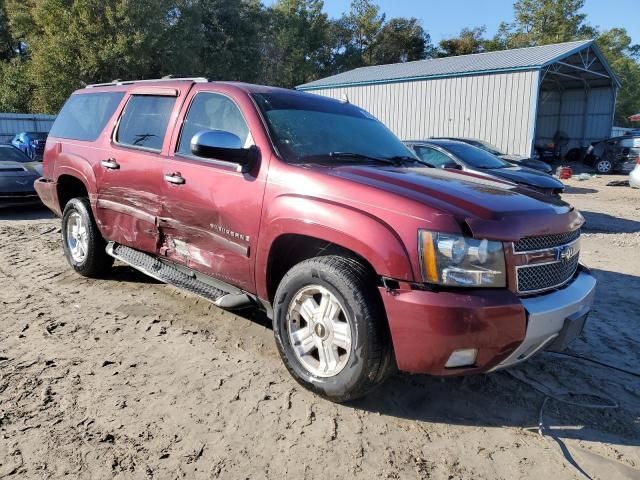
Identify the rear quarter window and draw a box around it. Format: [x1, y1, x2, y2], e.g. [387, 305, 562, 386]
[49, 92, 124, 141]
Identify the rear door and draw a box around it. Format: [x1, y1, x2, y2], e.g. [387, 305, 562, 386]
[159, 86, 268, 292]
[95, 87, 184, 254]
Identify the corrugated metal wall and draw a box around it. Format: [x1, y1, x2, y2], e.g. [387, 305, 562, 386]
[535, 87, 615, 151]
[308, 70, 540, 156]
[0, 113, 56, 143]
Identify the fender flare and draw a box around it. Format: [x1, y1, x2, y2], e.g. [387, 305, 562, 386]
[255, 194, 416, 299]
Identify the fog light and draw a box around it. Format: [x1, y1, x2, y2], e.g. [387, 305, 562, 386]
[445, 348, 478, 368]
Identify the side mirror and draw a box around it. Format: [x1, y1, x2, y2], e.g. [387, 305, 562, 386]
[442, 161, 462, 170]
[190, 130, 259, 172]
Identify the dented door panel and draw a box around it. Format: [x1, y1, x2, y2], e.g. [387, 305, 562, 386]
[159, 157, 265, 291]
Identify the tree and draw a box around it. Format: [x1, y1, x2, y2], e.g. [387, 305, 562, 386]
[495, 0, 596, 47]
[0, 0, 14, 60]
[374, 17, 432, 64]
[171, 0, 265, 83]
[261, 0, 333, 87]
[438, 27, 487, 57]
[338, 0, 385, 67]
[0, 59, 31, 112]
[3, 0, 189, 113]
[596, 28, 640, 126]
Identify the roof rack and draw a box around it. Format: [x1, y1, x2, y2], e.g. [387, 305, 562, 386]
[86, 77, 209, 88]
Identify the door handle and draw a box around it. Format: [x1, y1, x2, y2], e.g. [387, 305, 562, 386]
[101, 158, 120, 170]
[164, 173, 185, 185]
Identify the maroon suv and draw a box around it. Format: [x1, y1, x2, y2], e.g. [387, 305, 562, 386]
[35, 78, 596, 402]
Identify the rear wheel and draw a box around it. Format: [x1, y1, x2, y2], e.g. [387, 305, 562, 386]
[61, 197, 113, 277]
[273, 255, 394, 402]
[595, 159, 613, 174]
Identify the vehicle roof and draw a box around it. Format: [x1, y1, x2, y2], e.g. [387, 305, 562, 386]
[77, 78, 312, 97]
[404, 139, 470, 148]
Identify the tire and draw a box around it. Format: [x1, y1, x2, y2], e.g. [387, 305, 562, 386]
[61, 197, 114, 277]
[595, 159, 613, 174]
[273, 255, 394, 403]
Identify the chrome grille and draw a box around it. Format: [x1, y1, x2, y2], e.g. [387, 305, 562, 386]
[513, 228, 581, 252]
[517, 254, 579, 294]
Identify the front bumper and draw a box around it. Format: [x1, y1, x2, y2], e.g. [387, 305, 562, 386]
[489, 271, 595, 371]
[380, 269, 596, 375]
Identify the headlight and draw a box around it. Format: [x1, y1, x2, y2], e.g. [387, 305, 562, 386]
[419, 230, 506, 287]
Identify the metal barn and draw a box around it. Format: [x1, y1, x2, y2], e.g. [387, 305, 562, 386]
[0, 113, 56, 143]
[297, 40, 619, 157]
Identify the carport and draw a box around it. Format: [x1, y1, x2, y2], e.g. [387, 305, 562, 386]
[298, 40, 620, 157]
[535, 41, 620, 152]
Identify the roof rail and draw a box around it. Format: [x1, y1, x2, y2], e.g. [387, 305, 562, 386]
[86, 77, 209, 88]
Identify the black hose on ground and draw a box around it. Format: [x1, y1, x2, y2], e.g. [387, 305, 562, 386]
[505, 350, 639, 480]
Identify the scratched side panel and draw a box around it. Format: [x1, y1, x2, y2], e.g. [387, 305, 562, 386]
[160, 157, 266, 292]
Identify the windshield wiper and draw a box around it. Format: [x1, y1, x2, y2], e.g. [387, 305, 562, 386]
[385, 155, 429, 166]
[328, 152, 398, 166]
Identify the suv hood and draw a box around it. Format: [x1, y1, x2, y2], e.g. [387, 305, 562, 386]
[0, 161, 40, 193]
[323, 164, 582, 241]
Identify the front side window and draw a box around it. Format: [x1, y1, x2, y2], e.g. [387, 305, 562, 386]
[49, 92, 124, 142]
[252, 91, 413, 164]
[414, 146, 454, 168]
[116, 95, 175, 151]
[177, 92, 250, 156]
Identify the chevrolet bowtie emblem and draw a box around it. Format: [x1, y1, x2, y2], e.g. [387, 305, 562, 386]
[556, 245, 574, 261]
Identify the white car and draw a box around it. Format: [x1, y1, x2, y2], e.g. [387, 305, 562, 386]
[630, 160, 640, 188]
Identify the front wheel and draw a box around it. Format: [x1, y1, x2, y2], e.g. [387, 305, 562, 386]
[273, 255, 394, 403]
[61, 197, 114, 277]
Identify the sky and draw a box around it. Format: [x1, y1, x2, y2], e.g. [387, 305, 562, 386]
[268, 0, 639, 45]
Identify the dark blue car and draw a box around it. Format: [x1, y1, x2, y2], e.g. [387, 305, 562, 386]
[11, 131, 48, 160]
[405, 139, 565, 196]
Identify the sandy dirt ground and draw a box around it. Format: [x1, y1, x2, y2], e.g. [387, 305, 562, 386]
[0, 174, 639, 479]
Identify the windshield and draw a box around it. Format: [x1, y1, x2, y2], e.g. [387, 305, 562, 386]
[252, 91, 415, 164]
[445, 143, 510, 169]
[0, 146, 32, 163]
[467, 139, 503, 156]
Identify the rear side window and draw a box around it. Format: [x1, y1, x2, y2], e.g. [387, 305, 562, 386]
[116, 95, 175, 151]
[49, 92, 124, 141]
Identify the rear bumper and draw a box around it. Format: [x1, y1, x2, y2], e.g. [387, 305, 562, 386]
[33, 177, 62, 216]
[381, 268, 596, 375]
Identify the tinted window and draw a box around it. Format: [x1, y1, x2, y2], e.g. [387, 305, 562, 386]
[116, 95, 175, 150]
[178, 93, 250, 155]
[445, 143, 510, 169]
[414, 146, 454, 168]
[0, 146, 31, 163]
[470, 139, 503, 156]
[252, 92, 413, 164]
[49, 92, 124, 141]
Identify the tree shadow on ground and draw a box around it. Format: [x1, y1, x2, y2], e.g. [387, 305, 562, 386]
[581, 210, 640, 233]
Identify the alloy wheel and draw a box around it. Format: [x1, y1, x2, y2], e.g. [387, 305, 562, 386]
[286, 285, 352, 377]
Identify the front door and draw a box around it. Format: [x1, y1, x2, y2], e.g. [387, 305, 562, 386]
[95, 90, 180, 253]
[160, 88, 268, 293]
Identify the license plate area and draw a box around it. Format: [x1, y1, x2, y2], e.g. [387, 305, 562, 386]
[547, 311, 588, 352]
